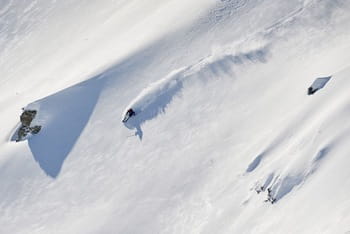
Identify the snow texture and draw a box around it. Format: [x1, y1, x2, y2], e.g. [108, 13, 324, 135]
[1, 0, 350, 233]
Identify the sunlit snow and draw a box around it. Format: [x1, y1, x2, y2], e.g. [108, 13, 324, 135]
[1, 0, 350, 233]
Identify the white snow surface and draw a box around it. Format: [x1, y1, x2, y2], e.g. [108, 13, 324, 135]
[1, 0, 350, 233]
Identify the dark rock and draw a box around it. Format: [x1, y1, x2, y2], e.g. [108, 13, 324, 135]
[30, 125, 41, 134]
[16, 109, 41, 142]
[17, 126, 31, 142]
[264, 188, 276, 204]
[20, 110, 37, 127]
[307, 87, 317, 95]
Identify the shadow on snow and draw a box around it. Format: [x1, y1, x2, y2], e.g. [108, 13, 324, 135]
[27, 77, 104, 178]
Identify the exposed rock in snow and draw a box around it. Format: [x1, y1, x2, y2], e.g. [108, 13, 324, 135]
[308, 76, 331, 95]
[13, 109, 41, 142]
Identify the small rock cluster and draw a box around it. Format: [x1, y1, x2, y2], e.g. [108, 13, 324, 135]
[255, 186, 276, 204]
[16, 109, 41, 142]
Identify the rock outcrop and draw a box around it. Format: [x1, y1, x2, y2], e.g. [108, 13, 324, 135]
[16, 109, 41, 142]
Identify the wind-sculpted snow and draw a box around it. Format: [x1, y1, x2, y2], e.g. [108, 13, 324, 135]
[258, 135, 344, 203]
[123, 43, 269, 139]
[0, 0, 55, 56]
[254, 143, 343, 203]
[246, 153, 264, 173]
[250, 68, 350, 204]
[209, 0, 248, 22]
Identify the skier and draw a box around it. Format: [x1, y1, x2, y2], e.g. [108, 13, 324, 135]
[122, 108, 136, 122]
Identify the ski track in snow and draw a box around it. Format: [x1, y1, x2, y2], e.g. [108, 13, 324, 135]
[122, 42, 269, 139]
[9, 37, 269, 175]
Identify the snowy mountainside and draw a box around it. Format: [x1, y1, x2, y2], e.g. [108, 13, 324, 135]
[1, 0, 350, 233]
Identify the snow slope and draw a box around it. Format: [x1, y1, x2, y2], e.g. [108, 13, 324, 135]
[1, 0, 350, 233]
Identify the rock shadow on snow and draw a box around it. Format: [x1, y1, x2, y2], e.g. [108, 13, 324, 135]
[255, 173, 274, 194]
[27, 77, 104, 178]
[266, 147, 331, 203]
[307, 76, 331, 95]
[272, 174, 304, 202]
[246, 152, 265, 173]
[313, 147, 330, 163]
[275, 147, 330, 201]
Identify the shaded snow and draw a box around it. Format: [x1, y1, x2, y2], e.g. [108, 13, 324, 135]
[309, 76, 332, 92]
